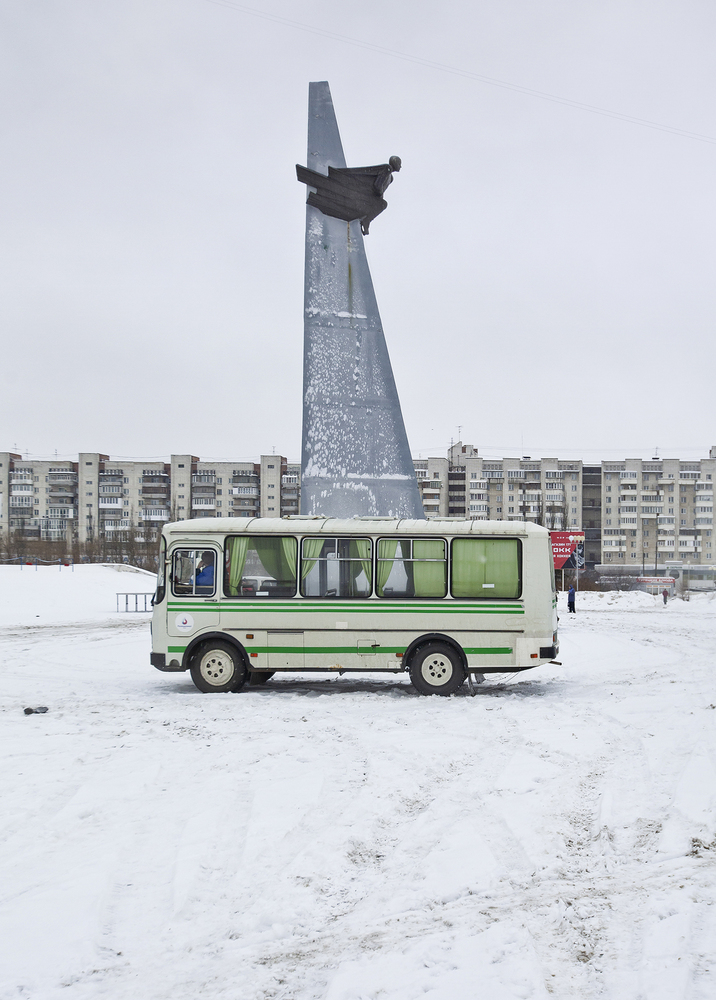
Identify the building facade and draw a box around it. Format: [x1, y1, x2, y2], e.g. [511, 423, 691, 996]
[413, 444, 583, 531]
[0, 452, 300, 544]
[3, 444, 713, 581]
[598, 451, 715, 578]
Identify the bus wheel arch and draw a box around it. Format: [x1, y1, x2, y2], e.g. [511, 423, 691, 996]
[404, 634, 467, 697]
[186, 634, 249, 694]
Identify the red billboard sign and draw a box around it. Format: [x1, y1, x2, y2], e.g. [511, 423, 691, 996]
[550, 531, 585, 570]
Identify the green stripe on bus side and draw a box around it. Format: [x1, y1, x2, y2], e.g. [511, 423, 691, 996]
[462, 647, 513, 655]
[167, 604, 525, 615]
[166, 643, 511, 656]
[168, 597, 521, 609]
[241, 645, 513, 656]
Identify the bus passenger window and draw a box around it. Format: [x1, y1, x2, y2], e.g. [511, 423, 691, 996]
[171, 549, 218, 597]
[224, 536, 297, 597]
[300, 537, 372, 598]
[451, 538, 521, 599]
[377, 538, 446, 598]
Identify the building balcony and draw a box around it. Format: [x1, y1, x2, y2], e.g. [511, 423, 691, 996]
[192, 499, 215, 510]
[230, 487, 259, 497]
[99, 498, 123, 507]
[141, 509, 169, 520]
[192, 475, 216, 485]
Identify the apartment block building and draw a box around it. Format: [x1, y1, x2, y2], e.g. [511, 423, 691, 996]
[3, 443, 713, 578]
[599, 450, 716, 576]
[413, 444, 583, 531]
[0, 452, 300, 544]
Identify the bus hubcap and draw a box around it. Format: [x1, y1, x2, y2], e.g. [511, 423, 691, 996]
[421, 654, 453, 686]
[200, 650, 233, 685]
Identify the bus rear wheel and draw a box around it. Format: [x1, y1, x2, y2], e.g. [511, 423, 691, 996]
[409, 642, 466, 696]
[190, 641, 246, 693]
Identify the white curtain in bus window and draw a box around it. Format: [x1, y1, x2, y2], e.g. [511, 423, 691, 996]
[171, 549, 217, 597]
[376, 538, 447, 597]
[301, 537, 372, 597]
[225, 536, 297, 597]
[451, 538, 521, 599]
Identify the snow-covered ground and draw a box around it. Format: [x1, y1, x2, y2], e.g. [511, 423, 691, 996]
[1, 567, 715, 999]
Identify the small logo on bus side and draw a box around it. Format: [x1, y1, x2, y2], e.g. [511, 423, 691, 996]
[175, 613, 194, 632]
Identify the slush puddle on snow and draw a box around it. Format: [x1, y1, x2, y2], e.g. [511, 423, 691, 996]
[1, 566, 715, 999]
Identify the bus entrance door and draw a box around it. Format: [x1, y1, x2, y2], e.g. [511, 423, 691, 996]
[267, 630, 305, 668]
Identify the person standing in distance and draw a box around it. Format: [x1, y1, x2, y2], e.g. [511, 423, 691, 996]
[567, 585, 576, 613]
[662, 587, 669, 605]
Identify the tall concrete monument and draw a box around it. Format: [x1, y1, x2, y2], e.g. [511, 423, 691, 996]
[297, 82, 424, 518]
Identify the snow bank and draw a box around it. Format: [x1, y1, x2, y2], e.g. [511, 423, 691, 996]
[0, 564, 155, 627]
[558, 588, 716, 611]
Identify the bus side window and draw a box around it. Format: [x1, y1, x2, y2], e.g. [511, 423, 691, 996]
[300, 537, 372, 598]
[224, 536, 298, 598]
[376, 538, 447, 598]
[171, 549, 217, 597]
[451, 538, 521, 599]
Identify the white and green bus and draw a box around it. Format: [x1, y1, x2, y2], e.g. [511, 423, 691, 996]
[151, 516, 558, 696]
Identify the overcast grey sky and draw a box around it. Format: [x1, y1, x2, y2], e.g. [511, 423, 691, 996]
[1, 0, 714, 464]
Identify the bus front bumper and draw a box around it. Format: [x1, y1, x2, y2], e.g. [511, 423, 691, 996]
[151, 653, 185, 672]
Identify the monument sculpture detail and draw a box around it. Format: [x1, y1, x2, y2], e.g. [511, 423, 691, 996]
[296, 81, 424, 519]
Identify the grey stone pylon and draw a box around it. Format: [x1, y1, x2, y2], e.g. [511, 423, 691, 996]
[300, 82, 424, 518]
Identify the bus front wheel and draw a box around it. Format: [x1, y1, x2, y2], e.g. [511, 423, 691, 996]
[409, 642, 466, 696]
[190, 641, 246, 693]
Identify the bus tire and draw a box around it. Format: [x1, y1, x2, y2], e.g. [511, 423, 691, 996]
[190, 641, 246, 693]
[409, 642, 466, 696]
[248, 671, 275, 686]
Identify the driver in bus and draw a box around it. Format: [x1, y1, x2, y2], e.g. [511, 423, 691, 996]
[195, 551, 215, 589]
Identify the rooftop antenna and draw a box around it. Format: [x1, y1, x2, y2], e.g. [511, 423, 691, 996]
[653, 445, 659, 460]
[457, 425, 462, 442]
